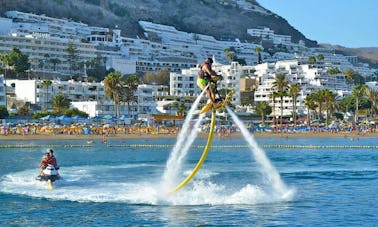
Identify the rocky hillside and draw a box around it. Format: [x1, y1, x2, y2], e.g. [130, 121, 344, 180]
[0, 0, 317, 46]
[2, 0, 377, 67]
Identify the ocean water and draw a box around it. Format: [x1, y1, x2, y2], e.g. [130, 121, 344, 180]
[1, 136, 378, 226]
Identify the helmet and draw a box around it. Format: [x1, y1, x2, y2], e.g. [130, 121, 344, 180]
[205, 58, 213, 64]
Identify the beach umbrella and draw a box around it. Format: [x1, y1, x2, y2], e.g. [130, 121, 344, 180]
[91, 116, 103, 120]
[103, 115, 117, 120]
[57, 115, 72, 121]
[40, 115, 55, 121]
[118, 115, 127, 120]
[72, 115, 87, 120]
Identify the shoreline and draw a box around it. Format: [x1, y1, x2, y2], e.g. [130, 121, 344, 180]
[0, 131, 376, 141]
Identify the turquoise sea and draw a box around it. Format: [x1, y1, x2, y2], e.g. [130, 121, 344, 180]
[0, 136, 377, 226]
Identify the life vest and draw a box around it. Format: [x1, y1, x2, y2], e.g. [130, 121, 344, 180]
[198, 62, 212, 80]
[47, 156, 58, 167]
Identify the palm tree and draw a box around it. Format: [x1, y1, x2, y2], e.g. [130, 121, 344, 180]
[51, 93, 71, 115]
[312, 90, 326, 121]
[121, 75, 139, 119]
[352, 84, 368, 123]
[304, 94, 317, 127]
[41, 80, 52, 111]
[316, 54, 324, 62]
[0, 53, 11, 83]
[255, 101, 272, 125]
[323, 89, 337, 126]
[223, 48, 235, 63]
[365, 88, 378, 118]
[272, 73, 289, 128]
[103, 72, 123, 117]
[66, 43, 79, 76]
[269, 91, 278, 126]
[254, 47, 262, 64]
[308, 56, 316, 65]
[288, 83, 301, 127]
[178, 103, 186, 116]
[172, 101, 179, 115]
[50, 58, 61, 71]
[343, 68, 358, 84]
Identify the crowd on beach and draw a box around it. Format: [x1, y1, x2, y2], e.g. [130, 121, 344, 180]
[0, 123, 180, 137]
[0, 120, 377, 138]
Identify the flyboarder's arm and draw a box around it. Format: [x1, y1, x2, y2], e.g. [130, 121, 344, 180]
[202, 63, 217, 78]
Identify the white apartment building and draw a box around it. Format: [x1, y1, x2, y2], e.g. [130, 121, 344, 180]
[170, 60, 242, 106]
[0, 11, 133, 77]
[4, 11, 91, 42]
[6, 79, 105, 107]
[72, 84, 164, 118]
[2, 10, 374, 83]
[253, 60, 352, 117]
[5, 78, 166, 118]
[138, 20, 262, 65]
[247, 27, 292, 45]
[0, 35, 97, 77]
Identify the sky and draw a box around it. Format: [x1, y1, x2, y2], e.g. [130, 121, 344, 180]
[257, 0, 378, 48]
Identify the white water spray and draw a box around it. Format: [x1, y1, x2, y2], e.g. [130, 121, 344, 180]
[161, 89, 207, 188]
[226, 107, 294, 199]
[175, 113, 205, 170]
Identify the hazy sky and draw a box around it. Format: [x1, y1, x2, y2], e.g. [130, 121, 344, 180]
[257, 0, 378, 48]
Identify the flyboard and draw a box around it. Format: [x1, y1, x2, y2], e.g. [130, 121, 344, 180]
[199, 90, 234, 114]
[169, 89, 234, 194]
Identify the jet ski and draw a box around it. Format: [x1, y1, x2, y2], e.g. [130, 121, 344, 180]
[36, 164, 61, 189]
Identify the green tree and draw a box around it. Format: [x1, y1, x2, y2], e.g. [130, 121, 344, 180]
[0, 53, 12, 80]
[50, 58, 61, 71]
[121, 75, 140, 119]
[312, 90, 326, 121]
[343, 68, 364, 85]
[41, 80, 52, 111]
[0, 106, 9, 118]
[142, 71, 155, 84]
[304, 94, 318, 126]
[172, 101, 179, 115]
[308, 56, 316, 64]
[178, 102, 186, 116]
[316, 54, 324, 61]
[86, 56, 107, 81]
[1, 47, 30, 78]
[272, 73, 289, 127]
[51, 93, 71, 115]
[224, 48, 235, 62]
[103, 72, 124, 117]
[323, 89, 337, 125]
[365, 87, 378, 118]
[255, 101, 272, 124]
[156, 68, 170, 85]
[9, 47, 30, 77]
[63, 107, 88, 118]
[66, 43, 79, 76]
[17, 103, 31, 116]
[142, 69, 170, 85]
[352, 84, 368, 122]
[326, 67, 341, 75]
[254, 47, 262, 64]
[288, 83, 301, 127]
[269, 91, 278, 125]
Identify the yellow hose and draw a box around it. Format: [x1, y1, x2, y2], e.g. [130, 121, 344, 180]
[169, 110, 216, 194]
